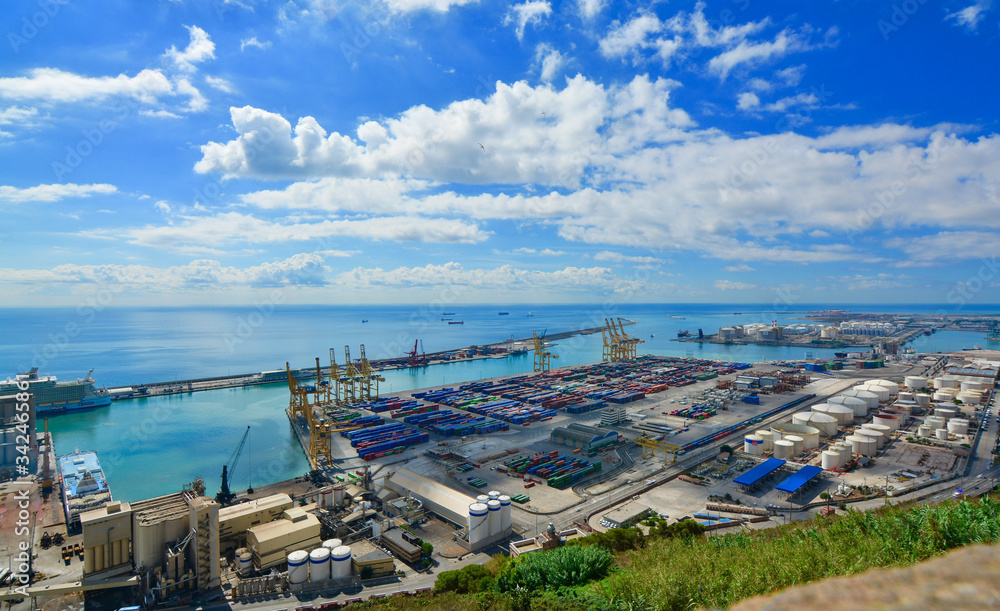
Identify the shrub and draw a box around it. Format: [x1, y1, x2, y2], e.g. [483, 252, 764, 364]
[434, 564, 491, 594]
[496, 545, 614, 592]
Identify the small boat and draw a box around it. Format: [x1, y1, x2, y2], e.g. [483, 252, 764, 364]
[441, 318, 452, 321]
[526, 312, 534, 317]
[362, 319, 368, 323]
[443, 312, 456, 316]
[498, 312, 509, 315]
[448, 321, 464, 325]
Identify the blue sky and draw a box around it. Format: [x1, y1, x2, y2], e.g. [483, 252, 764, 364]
[1, 0, 999, 306]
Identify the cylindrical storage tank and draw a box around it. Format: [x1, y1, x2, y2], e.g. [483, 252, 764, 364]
[934, 407, 956, 419]
[960, 380, 985, 391]
[832, 444, 852, 465]
[870, 380, 899, 396]
[499, 495, 511, 532]
[323, 538, 343, 551]
[904, 376, 927, 389]
[872, 414, 900, 432]
[784, 435, 804, 456]
[935, 428, 950, 441]
[773, 440, 793, 460]
[934, 377, 959, 389]
[744, 434, 764, 456]
[333, 486, 345, 506]
[863, 422, 892, 436]
[947, 419, 969, 435]
[771, 423, 821, 447]
[858, 384, 889, 402]
[331, 546, 352, 579]
[957, 390, 984, 404]
[238, 551, 252, 573]
[487, 500, 501, 537]
[933, 391, 955, 402]
[917, 424, 932, 438]
[287, 550, 309, 585]
[476, 495, 489, 504]
[898, 391, 914, 403]
[821, 451, 840, 470]
[755, 430, 775, 450]
[319, 489, 332, 508]
[468, 503, 489, 546]
[915, 393, 931, 408]
[488, 490, 500, 501]
[793, 412, 839, 437]
[925, 416, 946, 430]
[856, 428, 885, 449]
[843, 390, 879, 411]
[847, 435, 876, 457]
[830, 395, 869, 417]
[812, 403, 854, 425]
[309, 547, 331, 583]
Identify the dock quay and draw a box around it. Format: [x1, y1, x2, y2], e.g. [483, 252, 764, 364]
[108, 325, 611, 401]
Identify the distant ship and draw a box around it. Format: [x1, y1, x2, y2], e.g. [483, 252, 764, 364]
[498, 312, 509, 315]
[448, 321, 464, 325]
[58, 450, 112, 531]
[526, 312, 534, 317]
[362, 319, 368, 323]
[677, 330, 691, 338]
[443, 312, 456, 316]
[1, 368, 110, 414]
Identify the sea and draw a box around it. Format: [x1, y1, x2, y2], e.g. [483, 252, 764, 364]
[1, 302, 996, 503]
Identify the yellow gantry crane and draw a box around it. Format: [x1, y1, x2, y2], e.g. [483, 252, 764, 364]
[286, 358, 333, 468]
[533, 331, 558, 372]
[603, 318, 623, 361]
[343, 346, 361, 403]
[616, 317, 644, 359]
[635, 435, 682, 464]
[358, 344, 384, 401]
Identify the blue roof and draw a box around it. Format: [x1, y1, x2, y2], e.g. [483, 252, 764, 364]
[775, 465, 824, 493]
[733, 458, 785, 487]
[58, 450, 109, 498]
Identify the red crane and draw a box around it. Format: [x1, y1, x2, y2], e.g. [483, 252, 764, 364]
[406, 340, 427, 367]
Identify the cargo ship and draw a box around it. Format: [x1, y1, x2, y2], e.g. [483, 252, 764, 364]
[58, 449, 112, 531]
[1, 368, 111, 414]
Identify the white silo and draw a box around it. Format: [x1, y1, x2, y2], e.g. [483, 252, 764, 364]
[238, 550, 252, 573]
[488, 490, 500, 501]
[917, 425, 932, 438]
[832, 444, 852, 466]
[904, 376, 927, 389]
[287, 550, 309, 585]
[872, 414, 900, 432]
[898, 391, 915, 403]
[869, 380, 899, 396]
[331, 546, 352, 579]
[309, 547, 331, 582]
[856, 428, 884, 449]
[915, 394, 931, 408]
[784, 435, 804, 456]
[468, 503, 489, 546]
[744, 434, 764, 455]
[821, 451, 840, 470]
[755, 430, 775, 450]
[925, 416, 946, 430]
[960, 380, 985, 391]
[935, 428, 950, 441]
[773, 440, 793, 460]
[830, 395, 869, 418]
[476, 495, 489, 505]
[812, 403, 854, 425]
[499, 495, 511, 532]
[947, 419, 969, 435]
[333, 486, 346, 506]
[858, 384, 889, 402]
[793, 412, 838, 437]
[487, 500, 501, 537]
[846, 435, 876, 457]
[323, 538, 343, 551]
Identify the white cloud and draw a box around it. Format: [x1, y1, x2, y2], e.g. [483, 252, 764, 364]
[155, 200, 171, 214]
[577, 0, 604, 20]
[715, 280, 757, 290]
[0, 68, 174, 104]
[140, 109, 182, 119]
[599, 13, 664, 61]
[737, 92, 760, 110]
[495, 247, 567, 256]
[0, 106, 39, 125]
[708, 29, 813, 80]
[383, 0, 479, 12]
[505, 1, 553, 40]
[723, 264, 755, 272]
[762, 92, 819, 112]
[0, 183, 117, 203]
[946, 1, 992, 30]
[889, 231, 1000, 264]
[534, 44, 566, 82]
[593, 250, 660, 264]
[777, 64, 806, 86]
[240, 36, 272, 52]
[205, 75, 236, 93]
[164, 25, 216, 72]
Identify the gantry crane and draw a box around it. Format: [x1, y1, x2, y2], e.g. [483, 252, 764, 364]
[406, 340, 427, 367]
[216, 426, 252, 507]
[603, 318, 623, 361]
[357, 344, 384, 401]
[988, 320, 1000, 342]
[635, 435, 682, 464]
[533, 331, 558, 373]
[342, 346, 361, 403]
[616, 317, 644, 359]
[287, 358, 333, 469]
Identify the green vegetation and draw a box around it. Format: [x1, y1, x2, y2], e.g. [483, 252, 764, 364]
[363, 496, 1000, 611]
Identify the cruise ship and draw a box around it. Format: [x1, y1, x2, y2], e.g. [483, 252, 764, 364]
[58, 450, 112, 531]
[1, 368, 111, 414]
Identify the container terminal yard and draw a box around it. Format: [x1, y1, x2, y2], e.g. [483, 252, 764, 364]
[0, 317, 998, 611]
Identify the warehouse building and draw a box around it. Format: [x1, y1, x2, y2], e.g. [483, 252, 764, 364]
[550, 423, 618, 453]
[383, 468, 475, 527]
[350, 540, 396, 578]
[246, 506, 321, 569]
[218, 493, 293, 554]
[380, 529, 422, 564]
[602, 502, 652, 528]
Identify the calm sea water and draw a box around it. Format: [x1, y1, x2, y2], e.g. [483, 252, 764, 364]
[2, 303, 996, 502]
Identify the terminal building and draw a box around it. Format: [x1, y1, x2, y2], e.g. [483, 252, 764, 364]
[549, 423, 618, 453]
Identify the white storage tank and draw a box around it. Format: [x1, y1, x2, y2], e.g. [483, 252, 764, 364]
[870, 380, 900, 396]
[858, 384, 889, 402]
[960, 380, 985, 391]
[755, 430, 775, 450]
[333, 486, 346, 506]
[863, 422, 892, 436]
[832, 444, 852, 465]
[947, 419, 969, 435]
[468, 503, 489, 546]
[872, 414, 900, 432]
[323, 538, 343, 551]
[917, 425, 932, 438]
[771, 423, 821, 447]
[934, 407, 957, 419]
[309, 547, 331, 582]
[915, 394, 931, 408]
[904, 376, 927, 389]
[487, 500, 501, 536]
[925, 415, 946, 429]
[846, 435, 876, 457]
[812, 403, 854, 425]
[842, 389, 879, 411]
[287, 550, 309, 585]
[488, 490, 500, 501]
[784, 435, 804, 456]
[331, 546, 352, 579]
[830, 395, 869, 417]
[793, 412, 839, 437]
[476, 495, 489, 504]
[934, 376, 959, 389]
[821, 451, 840, 470]
[744, 434, 764, 455]
[237, 550, 252, 573]
[773, 440, 794, 460]
[933, 391, 956, 403]
[957, 390, 984, 404]
[898, 391, 914, 403]
[856, 428, 884, 449]
[935, 428, 950, 441]
[499, 495, 512, 532]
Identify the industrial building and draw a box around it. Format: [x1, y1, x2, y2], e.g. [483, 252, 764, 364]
[733, 458, 786, 492]
[246, 506, 322, 570]
[218, 493, 294, 554]
[550, 423, 618, 453]
[350, 540, 395, 578]
[383, 468, 475, 527]
[600, 405, 627, 426]
[380, 529, 422, 564]
[509, 526, 586, 557]
[59, 450, 112, 531]
[602, 502, 652, 528]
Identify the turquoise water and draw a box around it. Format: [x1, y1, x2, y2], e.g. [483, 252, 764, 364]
[3, 303, 994, 502]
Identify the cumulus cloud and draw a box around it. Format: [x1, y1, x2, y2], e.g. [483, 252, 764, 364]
[593, 251, 660, 264]
[205, 75, 235, 93]
[577, 0, 604, 20]
[534, 44, 566, 82]
[505, 1, 553, 40]
[0, 68, 174, 104]
[164, 25, 216, 71]
[0, 183, 117, 203]
[737, 92, 760, 110]
[715, 280, 757, 290]
[240, 36, 272, 51]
